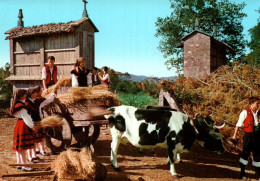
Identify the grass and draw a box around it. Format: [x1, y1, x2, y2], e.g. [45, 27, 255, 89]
[118, 92, 158, 108]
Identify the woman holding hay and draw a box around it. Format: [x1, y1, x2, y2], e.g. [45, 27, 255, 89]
[98, 66, 110, 87]
[71, 57, 90, 87]
[10, 89, 35, 171]
[26, 86, 56, 158]
[232, 97, 260, 180]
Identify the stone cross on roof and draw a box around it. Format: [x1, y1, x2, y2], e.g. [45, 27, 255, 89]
[82, 0, 89, 18]
[194, 17, 199, 31]
[18, 9, 24, 27]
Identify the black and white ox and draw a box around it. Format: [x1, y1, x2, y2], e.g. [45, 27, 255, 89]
[105, 105, 225, 178]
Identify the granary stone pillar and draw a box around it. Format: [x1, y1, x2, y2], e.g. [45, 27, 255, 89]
[17, 9, 24, 27]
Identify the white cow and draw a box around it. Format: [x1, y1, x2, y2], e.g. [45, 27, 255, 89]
[105, 105, 225, 178]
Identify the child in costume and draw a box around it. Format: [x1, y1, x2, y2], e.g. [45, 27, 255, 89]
[26, 86, 56, 160]
[11, 89, 35, 171]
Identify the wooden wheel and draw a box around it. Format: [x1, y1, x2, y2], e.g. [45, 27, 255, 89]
[86, 124, 100, 144]
[73, 124, 100, 146]
[45, 117, 72, 153]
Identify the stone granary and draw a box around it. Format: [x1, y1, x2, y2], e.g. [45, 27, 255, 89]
[178, 22, 233, 78]
[5, 2, 98, 92]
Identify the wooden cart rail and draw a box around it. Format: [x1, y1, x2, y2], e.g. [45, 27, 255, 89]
[73, 120, 109, 127]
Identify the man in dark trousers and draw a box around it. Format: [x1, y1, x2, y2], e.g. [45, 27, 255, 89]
[232, 97, 260, 180]
[42, 56, 58, 93]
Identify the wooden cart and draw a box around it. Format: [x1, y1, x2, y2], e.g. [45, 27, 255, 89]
[43, 98, 114, 153]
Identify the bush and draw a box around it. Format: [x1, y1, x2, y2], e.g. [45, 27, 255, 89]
[118, 92, 158, 108]
[0, 63, 12, 109]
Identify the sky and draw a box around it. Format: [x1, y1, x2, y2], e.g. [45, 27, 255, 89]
[0, 0, 259, 77]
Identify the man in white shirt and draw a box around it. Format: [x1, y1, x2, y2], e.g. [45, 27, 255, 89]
[42, 56, 58, 93]
[232, 97, 260, 180]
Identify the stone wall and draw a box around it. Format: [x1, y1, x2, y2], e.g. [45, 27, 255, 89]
[183, 33, 211, 78]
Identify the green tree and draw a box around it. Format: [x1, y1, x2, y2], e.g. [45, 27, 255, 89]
[0, 63, 12, 108]
[155, 0, 247, 72]
[245, 8, 260, 68]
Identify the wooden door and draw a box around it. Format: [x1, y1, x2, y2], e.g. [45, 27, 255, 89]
[83, 31, 94, 69]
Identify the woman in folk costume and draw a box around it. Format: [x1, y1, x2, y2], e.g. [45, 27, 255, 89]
[98, 66, 110, 87]
[10, 89, 35, 171]
[26, 86, 56, 159]
[71, 57, 90, 87]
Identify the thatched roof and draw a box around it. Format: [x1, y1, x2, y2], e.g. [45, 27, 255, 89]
[5, 18, 99, 40]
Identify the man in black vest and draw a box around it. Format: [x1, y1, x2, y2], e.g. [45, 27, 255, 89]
[92, 67, 101, 86]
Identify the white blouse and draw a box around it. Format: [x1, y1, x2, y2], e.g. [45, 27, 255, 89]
[71, 73, 92, 87]
[71, 74, 79, 87]
[39, 94, 55, 119]
[236, 109, 259, 127]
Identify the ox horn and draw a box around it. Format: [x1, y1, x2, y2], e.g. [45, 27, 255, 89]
[213, 122, 226, 129]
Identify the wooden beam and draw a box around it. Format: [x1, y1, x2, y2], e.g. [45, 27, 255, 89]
[45, 48, 75, 53]
[44, 62, 75, 65]
[73, 120, 109, 127]
[9, 163, 49, 167]
[158, 89, 183, 112]
[14, 64, 40, 67]
[14, 51, 40, 54]
[2, 171, 54, 177]
[40, 39, 45, 68]
[10, 39, 14, 75]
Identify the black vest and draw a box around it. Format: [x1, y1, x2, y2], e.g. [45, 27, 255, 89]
[25, 98, 41, 122]
[92, 73, 101, 86]
[71, 67, 89, 87]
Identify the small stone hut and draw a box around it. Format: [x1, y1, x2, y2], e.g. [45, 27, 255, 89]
[178, 22, 233, 78]
[5, 3, 98, 92]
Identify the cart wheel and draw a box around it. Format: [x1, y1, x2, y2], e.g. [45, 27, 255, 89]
[45, 118, 72, 153]
[86, 124, 100, 144]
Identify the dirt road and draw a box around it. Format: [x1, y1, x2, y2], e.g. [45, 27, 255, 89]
[0, 118, 257, 181]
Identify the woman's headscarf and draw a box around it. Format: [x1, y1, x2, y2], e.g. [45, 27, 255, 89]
[10, 89, 27, 116]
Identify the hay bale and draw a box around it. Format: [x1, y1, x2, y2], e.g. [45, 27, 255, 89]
[35, 115, 63, 130]
[56, 85, 118, 106]
[42, 77, 119, 108]
[52, 148, 101, 180]
[42, 77, 71, 97]
[44, 86, 119, 118]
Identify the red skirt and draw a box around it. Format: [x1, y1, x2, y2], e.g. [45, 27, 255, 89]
[13, 119, 35, 151]
[34, 130, 46, 143]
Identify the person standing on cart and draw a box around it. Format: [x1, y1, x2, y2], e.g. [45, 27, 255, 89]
[71, 57, 90, 87]
[232, 97, 260, 180]
[92, 67, 101, 86]
[42, 56, 58, 93]
[98, 66, 110, 87]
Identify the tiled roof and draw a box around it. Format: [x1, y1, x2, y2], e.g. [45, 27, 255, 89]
[5, 18, 98, 39]
[180, 30, 233, 51]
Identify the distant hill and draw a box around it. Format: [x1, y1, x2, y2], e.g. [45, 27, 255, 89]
[122, 74, 177, 82]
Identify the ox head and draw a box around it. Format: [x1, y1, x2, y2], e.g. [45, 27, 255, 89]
[104, 107, 126, 132]
[193, 117, 225, 154]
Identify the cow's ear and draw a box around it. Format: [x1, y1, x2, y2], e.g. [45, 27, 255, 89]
[107, 107, 115, 112]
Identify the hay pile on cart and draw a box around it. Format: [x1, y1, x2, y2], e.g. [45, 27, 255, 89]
[41, 78, 119, 153]
[159, 64, 260, 152]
